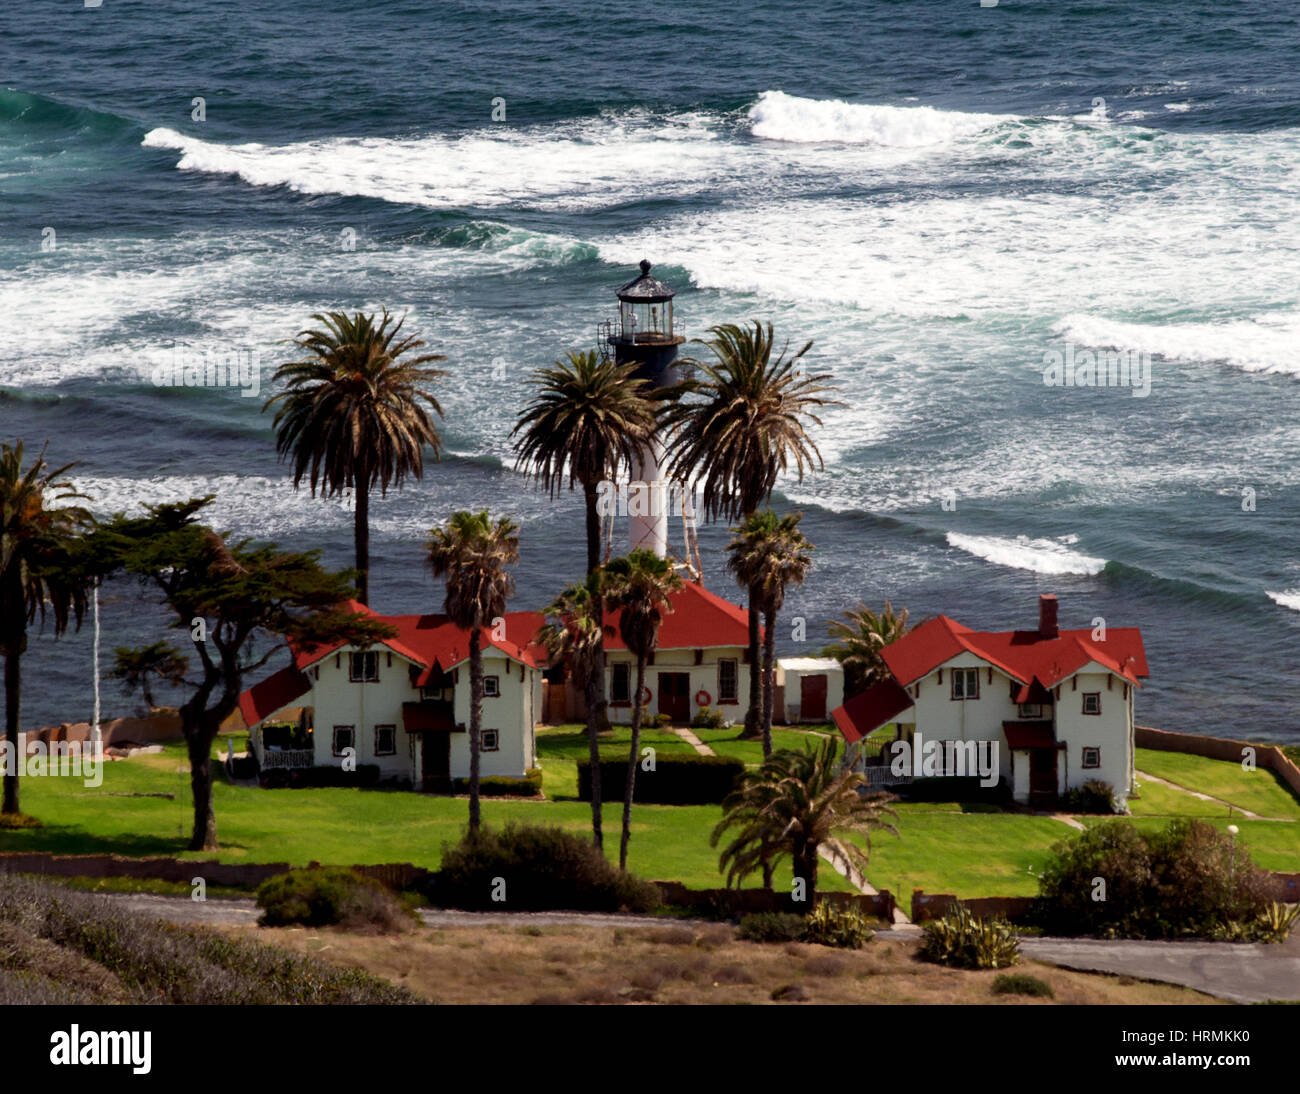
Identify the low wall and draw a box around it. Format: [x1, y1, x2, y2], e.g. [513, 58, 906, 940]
[0, 852, 433, 891]
[1135, 725, 1300, 798]
[911, 890, 1037, 924]
[653, 880, 895, 920]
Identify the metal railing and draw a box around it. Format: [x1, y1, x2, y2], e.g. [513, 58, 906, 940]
[259, 748, 314, 770]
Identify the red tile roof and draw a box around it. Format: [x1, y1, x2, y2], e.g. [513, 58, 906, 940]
[832, 679, 915, 743]
[881, 614, 1148, 690]
[238, 665, 312, 728]
[602, 582, 753, 651]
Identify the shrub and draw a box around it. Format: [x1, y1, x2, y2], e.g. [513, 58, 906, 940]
[1033, 818, 1277, 940]
[260, 764, 381, 789]
[0, 813, 41, 830]
[919, 903, 1021, 969]
[451, 768, 543, 797]
[736, 912, 807, 944]
[255, 868, 413, 933]
[691, 706, 726, 730]
[1254, 901, 1300, 943]
[431, 823, 660, 913]
[992, 972, 1054, 998]
[655, 713, 673, 727]
[577, 754, 745, 804]
[801, 902, 875, 949]
[1064, 779, 1119, 814]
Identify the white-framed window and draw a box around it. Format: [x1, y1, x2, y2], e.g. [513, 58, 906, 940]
[1082, 693, 1101, 715]
[1082, 746, 1101, 768]
[481, 729, 500, 752]
[483, 675, 500, 697]
[1018, 703, 1043, 718]
[611, 663, 631, 703]
[950, 668, 980, 701]
[349, 651, 379, 682]
[332, 725, 355, 756]
[374, 725, 396, 756]
[717, 659, 738, 703]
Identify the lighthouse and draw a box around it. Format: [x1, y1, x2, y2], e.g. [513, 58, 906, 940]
[601, 260, 699, 573]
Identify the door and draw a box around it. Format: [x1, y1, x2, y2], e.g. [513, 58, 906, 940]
[1029, 748, 1057, 805]
[800, 674, 828, 722]
[657, 672, 691, 723]
[422, 731, 451, 790]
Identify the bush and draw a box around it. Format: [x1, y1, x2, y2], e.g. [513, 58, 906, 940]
[260, 764, 381, 789]
[255, 868, 413, 933]
[0, 813, 42, 830]
[736, 912, 807, 944]
[431, 823, 660, 913]
[451, 768, 543, 797]
[920, 903, 1021, 969]
[691, 706, 726, 730]
[1033, 818, 1278, 940]
[992, 972, 1054, 998]
[577, 754, 745, 805]
[655, 713, 673, 727]
[801, 902, 875, 949]
[1064, 779, 1119, 814]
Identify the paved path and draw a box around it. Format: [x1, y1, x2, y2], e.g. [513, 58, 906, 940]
[1020, 936, 1300, 1003]
[1135, 769, 1264, 818]
[670, 726, 716, 757]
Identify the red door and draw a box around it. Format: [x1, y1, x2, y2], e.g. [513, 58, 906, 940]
[1029, 748, 1057, 806]
[658, 673, 691, 723]
[800, 674, 828, 721]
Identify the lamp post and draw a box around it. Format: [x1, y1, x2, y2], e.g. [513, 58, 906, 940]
[1227, 823, 1239, 880]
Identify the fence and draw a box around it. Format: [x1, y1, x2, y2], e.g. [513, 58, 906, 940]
[1135, 725, 1300, 798]
[653, 880, 896, 920]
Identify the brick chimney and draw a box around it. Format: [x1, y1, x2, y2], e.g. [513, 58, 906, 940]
[1038, 594, 1059, 640]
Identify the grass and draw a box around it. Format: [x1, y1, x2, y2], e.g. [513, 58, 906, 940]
[0, 740, 853, 893]
[249, 919, 1220, 1006]
[1129, 778, 1237, 818]
[1134, 748, 1300, 819]
[1075, 816, 1300, 873]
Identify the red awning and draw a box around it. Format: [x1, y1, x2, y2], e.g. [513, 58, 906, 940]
[831, 679, 915, 743]
[1002, 720, 1056, 749]
[401, 701, 457, 733]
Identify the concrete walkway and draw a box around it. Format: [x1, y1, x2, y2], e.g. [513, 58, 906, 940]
[1135, 769, 1265, 818]
[1020, 935, 1300, 1004]
[671, 726, 716, 757]
[817, 843, 913, 925]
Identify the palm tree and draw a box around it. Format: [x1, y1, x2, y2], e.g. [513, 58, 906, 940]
[266, 310, 447, 605]
[603, 549, 683, 870]
[0, 442, 93, 816]
[537, 572, 608, 850]
[427, 510, 520, 834]
[822, 601, 917, 699]
[712, 737, 898, 903]
[511, 350, 659, 733]
[728, 510, 814, 758]
[664, 321, 838, 736]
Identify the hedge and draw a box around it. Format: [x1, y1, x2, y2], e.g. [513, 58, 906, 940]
[451, 768, 544, 797]
[577, 754, 745, 804]
[259, 764, 382, 789]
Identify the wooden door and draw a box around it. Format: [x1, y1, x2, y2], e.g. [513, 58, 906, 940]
[422, 731, 451, 789]
[1029, 748, 1057, 805]
[800, 674, 828, 721]
[658, 672, 691, 723]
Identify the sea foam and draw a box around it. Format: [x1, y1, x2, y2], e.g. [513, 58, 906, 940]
[946, 532, 1106, 576]
[747, 90, 1011, 146]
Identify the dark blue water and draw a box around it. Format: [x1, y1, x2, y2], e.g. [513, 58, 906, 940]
[2, 0, 1299, 740]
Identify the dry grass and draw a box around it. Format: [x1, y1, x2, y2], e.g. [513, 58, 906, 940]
[237, 921, 1224, 1006]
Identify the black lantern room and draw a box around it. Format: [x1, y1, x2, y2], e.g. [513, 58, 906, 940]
[605, 259, 686, 388]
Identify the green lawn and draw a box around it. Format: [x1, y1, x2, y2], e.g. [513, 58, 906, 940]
[0, 740, 852, 893]
[1129, 777, 1232, 818]
[692, 725, 832, 764]
[1134, 748, 1300, 820]
[1076, 815, 1300, 874]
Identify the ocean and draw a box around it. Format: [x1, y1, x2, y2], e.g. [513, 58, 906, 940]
[1, 0, 1298, 740]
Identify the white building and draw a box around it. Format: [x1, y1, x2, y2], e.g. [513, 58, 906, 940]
[830, 595, 1149, 809]
[775, 657, 844, 724]
[238, 600, 546, 790]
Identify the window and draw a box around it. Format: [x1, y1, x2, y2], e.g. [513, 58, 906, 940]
[1018, 703, 1043, 719]
[1082, 747, 1100, 768]
[611, 663, 631, 703]
[373, 725, 396, 756]
[349, 651, 379, 682]
[483, 675, 500, 697]
[1082, 693, 1101, 715]
[331, 725, 355, 756]
[950, 668, 980, 700]
[717, 659, 738, 703]
[481, 729, 500, 752]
